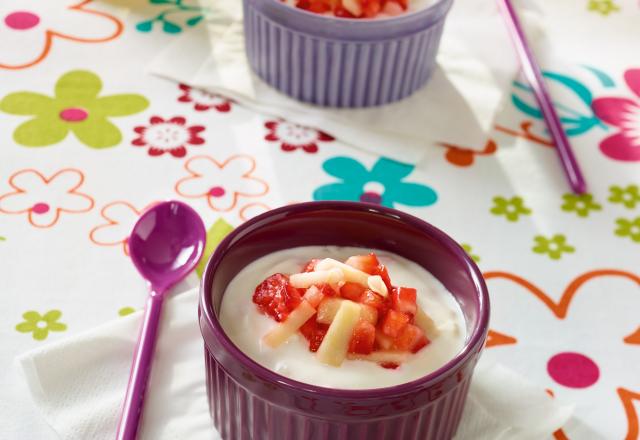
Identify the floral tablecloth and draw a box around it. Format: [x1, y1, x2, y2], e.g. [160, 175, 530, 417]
[1, 1, 639, 439]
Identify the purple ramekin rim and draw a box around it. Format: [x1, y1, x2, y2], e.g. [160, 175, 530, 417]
[252, 0, 454, 40]
[199, 201, 489, 399]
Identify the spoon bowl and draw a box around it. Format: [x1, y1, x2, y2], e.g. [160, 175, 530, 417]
[129, 201, 206, 294]
[117, 200, 205, 440]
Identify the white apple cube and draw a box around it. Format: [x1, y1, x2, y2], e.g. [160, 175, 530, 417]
[414, 307, 440, 340]
[314, 258, 370, 286]
[316, 300, 361, 367]
[367, 275, 388, 297]
[263, 300, 316, 348]
[289, 268, 344, 288]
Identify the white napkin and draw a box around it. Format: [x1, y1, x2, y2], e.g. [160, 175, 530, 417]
[18, 287, 571, 440]
[148, 0, 545, 163]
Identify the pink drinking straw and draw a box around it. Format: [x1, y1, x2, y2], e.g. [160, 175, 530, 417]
[498, 0, 587, 194]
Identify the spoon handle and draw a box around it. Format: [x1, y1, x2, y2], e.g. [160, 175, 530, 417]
[116, 292, 165, 440]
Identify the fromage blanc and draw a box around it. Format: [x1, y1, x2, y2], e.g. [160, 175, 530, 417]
[219, 246, 465, 389]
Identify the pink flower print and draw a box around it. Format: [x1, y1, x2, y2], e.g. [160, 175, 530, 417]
[0, 1, 122, 70]
[592, 69, 640, 161]
[0, 168, 94, 228]
[175, 155, 269, 212]
[177, 84, 233, 113]
[132, 116, 205, 158]
[89, 201, 157, 254]
[264, 120, 334, 153]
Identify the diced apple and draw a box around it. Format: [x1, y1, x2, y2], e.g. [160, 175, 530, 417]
[289, 268, 344, 288]
[360, 304, 378, 325]
[317, 298, 377, 325]
[316, 300, 361, 367]
[263, 300, 317, 348]
[367, 275, 388, 297]
[315, 258, 370, 286]
[316, 297, 343, 324]
[347, 350, 409, 364]
[414, 306, 440, 340]
[303, 285, 324, 308]
[375, 331, 394, 350]
[342, 0, 362, 16]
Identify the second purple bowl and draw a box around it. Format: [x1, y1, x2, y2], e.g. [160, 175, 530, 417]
[199, 201, 489, 439]
[243, 0, 453, 107]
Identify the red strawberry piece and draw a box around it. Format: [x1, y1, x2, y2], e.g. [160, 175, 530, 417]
[380, 362, 400, 369]
[391, 287, 417, 315]
[318, 283, 338, 297]
[362, 0, 381, 17]
[345, 253, 380, 274]
[300, 318, 329, 352]
[252, 273, 302, 322]
[348, 320, 376, 354]
[394, 324, 430, 353]
[360, 289, 389, 313]
[340, 281, 367, 302]
[381, 309, 410, 337]
[376, 264, 393, 291]
[302, 259, 320, 272]
[334, 4, 356, 17]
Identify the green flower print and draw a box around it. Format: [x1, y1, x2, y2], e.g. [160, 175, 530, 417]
[313, 157, 437, 208]
[136, 0, 208, 34]
[614, 217, 640, 243]
[532, 234, 575, 260]
[118, 307, 136, 317]
[490, 196, 532, 222]
[196, 218, 234, 278]
[561, 193, 602, 217]
[15, 310, 67, 340]
[587, 0, 620, 15]
[462, 244, 480, 263]
[0, 70, 149, 148]
[609, 185, 640, 209]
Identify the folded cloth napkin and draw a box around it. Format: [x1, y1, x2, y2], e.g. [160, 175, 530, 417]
[18, 287, 571, 440]
[148, 0, 545, 163]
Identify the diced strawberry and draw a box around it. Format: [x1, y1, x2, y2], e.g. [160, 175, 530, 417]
[340, 282, 367, 302]
[348, 320, 376, 354]
[345, 253, 380, 274]
[317, 283, 338, 297]
[252, 273, 302, 322]
[299, 318, 329, 352]
[381, 309, 410, 337]
[391, 287, 417, 315]
[334, 4, 356, 17]
[302, 259, 320, 273]
[380, 362, 399, 369]
[362, 0, 381, 18]
[376, 264, 393, 291]
[394, 324, 430, 353]
[360, 289, 387, 310]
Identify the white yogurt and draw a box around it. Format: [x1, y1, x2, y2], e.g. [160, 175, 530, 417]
[219, 246, 465, 390]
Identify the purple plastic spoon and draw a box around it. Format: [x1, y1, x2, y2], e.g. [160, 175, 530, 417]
[116, 201, 205, 440]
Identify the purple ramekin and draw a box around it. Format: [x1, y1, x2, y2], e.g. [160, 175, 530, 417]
[199, 201, 489, 439]
[243, 0, 453, 107]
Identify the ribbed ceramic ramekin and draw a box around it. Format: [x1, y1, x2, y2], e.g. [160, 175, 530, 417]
[243, 0, 453, 107]
[199, 201, 489, 440]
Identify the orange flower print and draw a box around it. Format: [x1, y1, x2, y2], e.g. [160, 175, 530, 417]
[89, 201, 157, 254]
[483, 269, 640, 440]
[0, 1, 123, 70]
[0, 168, 94, 228]
[439, 139, 497, 167]
[175, 155, 269, 212]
